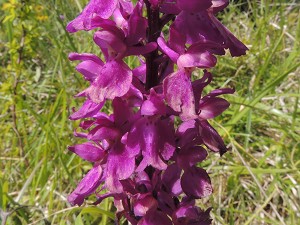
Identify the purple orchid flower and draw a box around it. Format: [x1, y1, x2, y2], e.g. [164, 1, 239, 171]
[66, 0, 248, 224]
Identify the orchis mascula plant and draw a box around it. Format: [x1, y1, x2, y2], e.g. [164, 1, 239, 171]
[66, 0, 247, 224]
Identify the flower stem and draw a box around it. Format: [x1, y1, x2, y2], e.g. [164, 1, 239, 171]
[144, 0, 160, 90]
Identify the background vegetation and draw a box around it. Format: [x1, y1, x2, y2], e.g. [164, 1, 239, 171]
[0, 0, 299, 224]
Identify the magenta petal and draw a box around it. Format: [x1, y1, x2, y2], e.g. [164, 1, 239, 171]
[112, 98, 134, 127]
[141, 89, 166, 116]
[177, 0, 212, 12]
[176, 120, 201, 148]
[210, 15, 248, 56]
[133, 194, 158, 217]
[126, 42, 157, 56]
[192, 71, 213, 110]
[123, 84, 144, 107]
[68, 165, 102, 206]
[157, 37, 180, 63]
[106, 143, 136, 193]
[67, 16, 115, 33]
[206, 87, 235, 97]
[157, 191, 176, 216]
[187, 39, 225, 56]
[177, 146, 208, 170]
[199, 97, 230, 119]
[75, 60, 103, 82]
[87, 60, 132, 103]
[138, 210, 172, 225]
[173, 9, 248, 57]
[94, 29, 126, 58]
[79, 120, 95, 130]
[70, 100, 104, 120]
[68, 142, 105, 162]
[160, 0, 180, 14]
[126, 2, 147, 45]
[119, 0, 134, 15]
[88, 126, 120, 141]
[169, 25, 186, 55]
[66, 0, 117, 32]
[162, 164, 182, 196]
[127, 117, 175, 171]
[173, 11, 212, 44]
[149, 0, 159, 7]
[175, 205, 212, 225]
[177, 50, 217, 69]
[133, 63, 146, 83]
[199, 120, 227, 155]
[181, 166, 212, 198]
[211, 0, 229, 13]
[163, 70, 197, 121]
[69, 53, 104, 65]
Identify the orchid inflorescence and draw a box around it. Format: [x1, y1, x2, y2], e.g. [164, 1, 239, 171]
[66, 0, 247, 224]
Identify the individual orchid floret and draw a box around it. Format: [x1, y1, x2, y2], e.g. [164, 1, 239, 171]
[126, 114, 176, 171]
[163, 70, 233, 122]
[66, 0, 133, 32]
[158, 27, 219, 69]
[172, 10, 248, 56]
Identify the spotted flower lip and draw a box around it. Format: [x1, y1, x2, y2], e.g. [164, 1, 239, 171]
[66, 0, 247, 224]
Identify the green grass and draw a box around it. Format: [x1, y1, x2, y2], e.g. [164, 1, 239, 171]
[0, 0, 299, 224]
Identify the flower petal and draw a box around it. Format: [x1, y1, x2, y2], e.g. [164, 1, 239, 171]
[134, 194, 158, 217]
[138, 210, 172, 225]
[68, 142, 106, 162]
[177, 146, 208, 170]
[199, 120, 227, 155]
[162, 164, 182, 196]
[68, 165, 102, 206]
[163, 70, 197, 121]
[126, 2, 147, 45]
[141, 89, 166, 116]
[160, 0, 180, 15]
[126, 42, 157, 56]
[76, 60, 103, 82]
[106, 142, 136, 192]
[66, 0, 118, 32]
[210, 15, 248, 56]
[177, 0, 212, 12]
[157, 37, 180, 63]
[199, 97, 230, 119]
[211, 0, 229, 13]
[94, 28, 126, 59]
[177, 50, 217, 69]
[127, 117, 175, 171]
[88, 126, 120, 141]
[181, 166, 212, 198]
[87, 60, 132, 103]
[70, 100, 104, 120]
[169, 25, 186, 55]
[69, 53, 104, 65]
